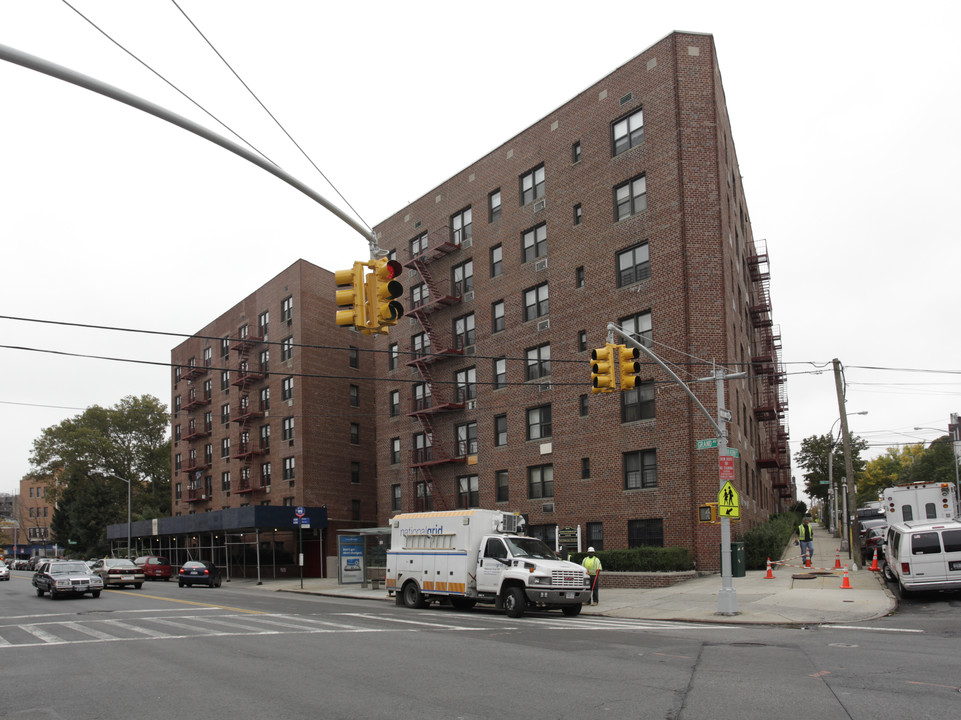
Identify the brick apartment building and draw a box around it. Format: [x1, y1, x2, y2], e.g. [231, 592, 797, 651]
[371, 31, 793, 570]
[170, 31, 791, 573]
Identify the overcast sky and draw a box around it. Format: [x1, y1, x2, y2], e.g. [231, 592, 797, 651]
[2, 1, 959, 497]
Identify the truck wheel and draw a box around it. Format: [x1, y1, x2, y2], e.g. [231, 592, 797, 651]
[402, 582, 427, 609]
[503, 586, 526, 618]
[882, 563, 896, 583]
[36, 588, 44, 597]
[450, 597, 477, 611]
[562, 603, 582, 617]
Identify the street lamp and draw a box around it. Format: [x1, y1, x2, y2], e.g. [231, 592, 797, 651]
[913, 426, 961, 503]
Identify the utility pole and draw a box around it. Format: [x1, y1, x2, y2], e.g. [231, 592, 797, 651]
[832, 359, 859, 561]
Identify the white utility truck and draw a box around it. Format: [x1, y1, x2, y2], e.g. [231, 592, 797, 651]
[386, 509, 591, 618]
[883, 481, 958, 523]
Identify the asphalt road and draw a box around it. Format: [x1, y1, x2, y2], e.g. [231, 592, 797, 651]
[2, 570, 960, 720]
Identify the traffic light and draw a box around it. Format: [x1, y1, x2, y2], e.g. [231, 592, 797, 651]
[618, 345, 641, 390]
[334, 262, 367, 330]
[698, 503, 718, 523]
[366, 258, 405, 332]
[590, 344, 617, 394]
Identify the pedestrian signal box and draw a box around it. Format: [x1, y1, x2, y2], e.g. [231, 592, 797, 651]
[698, 503, 718, 523]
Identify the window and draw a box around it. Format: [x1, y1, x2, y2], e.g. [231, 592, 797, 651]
[203, 346, 212, 368]
[624, 449, 657, 489]
[621, 309, 652, 346]
[526, 343, 551, 381]
[452, 259, 473, 296]
[493, 357, 507, 390]
[581, 457, 591, 479]
[490, 244, 503, 277]
[454, 313, 475, 350]
[349, 385, 360, 407]
[282, 416, 295, 442]
[261, 462, 271, 487]
[221, 471, 230, 492]
[458, 475, 479, 508]
[628, 519, 663, 548]
[496, 470, 509, 502]
[351, 461, 360, 484]
[527, 404, 552, 440]
[456, 422, 478, 456]
[411, 282, 429, 309]
[258, 310, 269, 337]
[572, 141, 581, 163]
[390, 437, 401, 465]
[220, 438, 230, 458]
[528, 464, 554, 499]
[574, 204, 582, 225]
[520, 164, 545, 205]
[259, 386, 270, 411]
[586, 522, 604, 551]
[492, 301, 505, 333]
[615, 175, 647, 221]
[175, 483, 182, 500]
[220, 369, 230, 390]
[348, 346, 359, 368]
[412, 332, 431, 359]
[388, 343, 399, 371]
[259, 349, 269, 374]
[389, 390, 401, 416]
[455, 367, 476, 403]
[617, 243, 650, 286]
[281, 336, 294, 361]
[282, 376, 294, 401]
[413, 432, 432, 464]
[283, 457, 295, 481]
[622, 381, 655, 422]
[221, 336, 230, 357]
[494, 415, 507, 446]
[451, 207, 472, 245]
[350, 423, 360, 445]
[576, 266, 585, 288]
[523, 283, 549, 321]
[221, 403, 230, 425]
[489, 189, 501, 222]
[392, 484, 402, 511]
[259, 424, 270, 450]
[174, 424, 182, 442]
[613, 107, 644, 156]
[579, 394, 589, 417]
[578, 330, 587, 352]
[522, 223, 547, 263]
[352, 500, 361, 521]
[281, 295, 293, 323]
[203, 379, 212, 400]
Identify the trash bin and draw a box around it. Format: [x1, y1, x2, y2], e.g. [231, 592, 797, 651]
[721, 542, 747, 577]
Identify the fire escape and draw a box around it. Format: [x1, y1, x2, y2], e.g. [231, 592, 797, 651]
[230, 327, 268, 495]
[404, 228, 467, 510]
[181, 361, 211, 503]
[746, 239, 792, 499]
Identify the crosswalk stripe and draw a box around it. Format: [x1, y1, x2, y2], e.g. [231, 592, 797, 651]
[19, 625, 64, 644]
[59, 622, 116, 641]
[103, 619, 172, 639]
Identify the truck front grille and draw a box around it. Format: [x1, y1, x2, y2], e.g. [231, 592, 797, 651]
[551, 570, 584, 588]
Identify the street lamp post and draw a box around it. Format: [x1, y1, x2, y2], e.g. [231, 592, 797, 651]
[913, 425, 961, 506]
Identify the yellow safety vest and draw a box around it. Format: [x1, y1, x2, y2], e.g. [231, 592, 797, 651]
[582, 556, 602, 575]
[798, 524, 813, 542]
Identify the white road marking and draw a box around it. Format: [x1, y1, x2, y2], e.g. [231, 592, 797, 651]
[822, 624, 924, 633]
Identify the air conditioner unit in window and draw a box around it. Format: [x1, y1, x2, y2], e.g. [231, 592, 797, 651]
[466, 400, 477, 410]
[201, 494, 206, 500]
[539, 382, 552, 392]
[533, 199, 546, 213]
[537, 319, 550, 332]
[542, 503, 554, 513]
[462, 238, 473, 249]
[464, 346, 476, 356]
[463, 291, 474, 302]
[535, 258, 548, 272]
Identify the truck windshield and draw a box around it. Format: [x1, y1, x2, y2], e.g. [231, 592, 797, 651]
[505, 537, 557, 559]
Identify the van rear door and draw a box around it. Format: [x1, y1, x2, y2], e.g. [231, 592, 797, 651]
[942, 528, 961, 579]
[909, 530, 945, 586]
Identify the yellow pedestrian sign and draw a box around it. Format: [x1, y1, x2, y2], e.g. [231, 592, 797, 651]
[718, 481, 740, 519]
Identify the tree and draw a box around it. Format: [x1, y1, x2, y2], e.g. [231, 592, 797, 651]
[29, 395, 170, 557]
[794, 433, 869, 502]
[859, 438, 957, 503]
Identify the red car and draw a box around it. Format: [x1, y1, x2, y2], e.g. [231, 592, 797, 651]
[134, 556, 172, 581]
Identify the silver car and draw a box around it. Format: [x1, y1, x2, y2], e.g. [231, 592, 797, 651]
[33, 561, 104, 599]
[91, 558, 144, 588]
[0, 561, 10, 581]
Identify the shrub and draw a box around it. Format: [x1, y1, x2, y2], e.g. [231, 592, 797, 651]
[738, 511, 802, 570]
[571, 546, 693, 572]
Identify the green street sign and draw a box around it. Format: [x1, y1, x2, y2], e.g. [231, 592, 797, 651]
[697, 438, 718, 450]
[722, 448, 739, 458]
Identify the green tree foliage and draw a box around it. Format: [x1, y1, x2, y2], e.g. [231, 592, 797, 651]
[860, 439, 956, 503]
[30, 395, 170, 556]
[794, 433, 868, 502]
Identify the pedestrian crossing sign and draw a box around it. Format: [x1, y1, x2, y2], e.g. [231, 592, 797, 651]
[717, 481, 740, 519]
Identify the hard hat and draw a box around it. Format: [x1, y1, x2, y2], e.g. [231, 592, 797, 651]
[588, 547, 595, 552]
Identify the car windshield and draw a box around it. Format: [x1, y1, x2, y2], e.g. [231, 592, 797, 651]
[52, 563, 89, 574]
[504, 537, 558, 559]
[149, 557, 169, 565]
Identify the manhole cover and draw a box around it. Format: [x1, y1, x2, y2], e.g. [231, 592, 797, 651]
[792, 573, 818, 580]
[808, 571, 834, 576]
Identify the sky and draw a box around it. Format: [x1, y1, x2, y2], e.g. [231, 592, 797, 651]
[2, 0, 960, 498]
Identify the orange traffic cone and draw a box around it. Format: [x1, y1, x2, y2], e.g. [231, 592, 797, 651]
[763, 558, 775, 579]
[840, 565, 852, 589]
[804, 553, 812, 569]
[869, 548, 880, 572]
[834, 551, 842, 570]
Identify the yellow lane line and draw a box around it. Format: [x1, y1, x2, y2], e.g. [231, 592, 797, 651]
[105, 589, 267, 614]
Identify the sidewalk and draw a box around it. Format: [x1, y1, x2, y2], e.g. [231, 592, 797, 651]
[236, 531, 895, 626]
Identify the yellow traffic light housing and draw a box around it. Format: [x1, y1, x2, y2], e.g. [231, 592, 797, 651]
[698, 503, 718, 523]
[334, 262, 367, 329]
[367, 258, 405, 332]
[618, 345, 641, 390]
[590, 344, 617, 394]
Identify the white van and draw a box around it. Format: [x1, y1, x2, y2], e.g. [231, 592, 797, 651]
[885, 519, 961, 594]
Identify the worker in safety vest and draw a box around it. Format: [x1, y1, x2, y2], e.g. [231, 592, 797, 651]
[581, 547, 602, 605]
[794, 517, 814, 565]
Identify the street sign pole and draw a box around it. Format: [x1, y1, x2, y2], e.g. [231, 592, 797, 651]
[715, 365, 738, 616]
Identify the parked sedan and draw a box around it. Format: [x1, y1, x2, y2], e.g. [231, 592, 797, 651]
[91, 558, 144, 588]
[178, 560, 222, 588]
[134, 555, 172, 581]
[0, 561, 9, 581]
[33, 561, 104, 599]
[861, 527, 887, 566]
